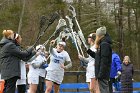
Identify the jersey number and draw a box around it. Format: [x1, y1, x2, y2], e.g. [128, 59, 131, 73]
[54, 59, 60, 63]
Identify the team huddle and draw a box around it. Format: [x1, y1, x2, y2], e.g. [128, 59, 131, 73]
[0, 25, 113, 93]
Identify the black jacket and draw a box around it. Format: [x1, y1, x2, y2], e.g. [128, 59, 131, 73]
[0, 37, 35, 80]
[120, 63, 133, 92]
[95, 33, 112, 80]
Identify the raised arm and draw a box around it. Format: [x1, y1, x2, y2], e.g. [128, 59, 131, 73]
[8, 43, 35, 60]
[49, 40, 56, 55]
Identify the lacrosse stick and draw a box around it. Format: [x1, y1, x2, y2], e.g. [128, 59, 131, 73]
[39, 15, 47, 30]
[43, 18, 67, 46]
[66, 15, 81, 55]
[69, 5, 88, 50]
[55, 28, 71, 44]
[35, 15, 47, 44]
[73, 32, 85, 57]
[33, 12, 59, 47]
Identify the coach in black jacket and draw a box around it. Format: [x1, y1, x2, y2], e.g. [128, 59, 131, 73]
[95, 26, 112, 93]
[0, 31, 35, 93]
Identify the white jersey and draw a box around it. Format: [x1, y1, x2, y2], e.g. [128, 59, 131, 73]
[86, 45, 97, 82]
[87, 45, 96, 67]
[28, 54, 46, 78]
[46, 48, 71, 72]
[45, 48, 71, 84]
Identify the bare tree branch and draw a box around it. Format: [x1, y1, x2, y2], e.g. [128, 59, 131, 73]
[18, 0, 26, 34]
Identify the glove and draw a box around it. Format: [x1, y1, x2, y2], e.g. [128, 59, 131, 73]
[115, 71, 121, 79]
[40, 64, 48, 69]
[117, 71, 121, 76]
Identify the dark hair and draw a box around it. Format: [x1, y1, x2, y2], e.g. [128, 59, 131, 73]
[88, 33, 96, 40]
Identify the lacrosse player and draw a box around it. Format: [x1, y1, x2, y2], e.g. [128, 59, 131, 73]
[79, 33, 100, 93]
[27, 45, 47, 93]
[45, 40, 72, 93]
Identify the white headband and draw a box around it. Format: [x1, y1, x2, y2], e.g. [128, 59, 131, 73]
[15, 33, 19, 39]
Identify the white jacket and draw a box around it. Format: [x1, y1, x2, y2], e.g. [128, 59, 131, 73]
[16, 60, 26, 85]
[20, 61, 26, 79]
[28, 54, 47, 78]
[0, 74, 1, 80]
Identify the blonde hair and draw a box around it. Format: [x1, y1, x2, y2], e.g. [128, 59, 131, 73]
[2, 30, 14, 38]
[123, 56, 131, 63]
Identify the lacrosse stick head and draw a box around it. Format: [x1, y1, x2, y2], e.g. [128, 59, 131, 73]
[48, 12, 60, 25]
[65, 15, 73, 28]
[54, 18, 67, 37]
[40, 15, 47, 28]
[68, 5, 76, 17]
[69, 5, 75, 11]
[56, 18, 67, 31]
[55, 28, 69, 44]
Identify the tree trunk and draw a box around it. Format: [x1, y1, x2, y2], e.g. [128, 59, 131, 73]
[118, 0, 124, 59]
[134, 1, 139, 69]
[138, 0, 140, 70]
[127, 0, 132, 61]
[18, 0, 26, 34]
[78, 0, 81, 23]
[95, 0, 101, 26]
